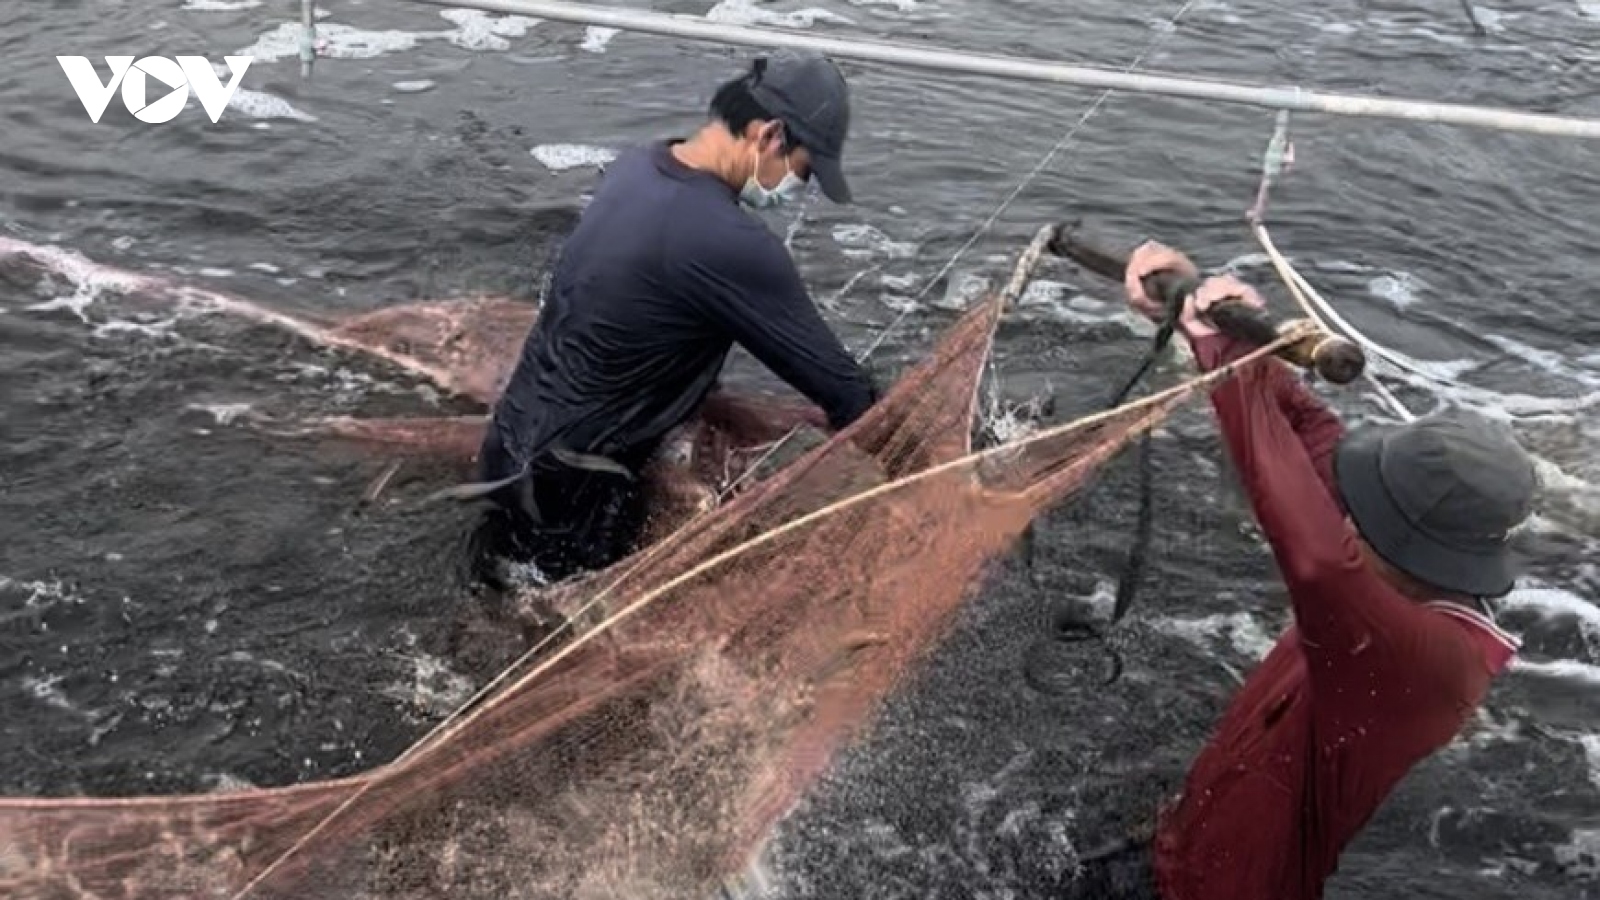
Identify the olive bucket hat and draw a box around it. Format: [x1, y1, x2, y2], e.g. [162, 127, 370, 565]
[1333, 407, 1538, 598]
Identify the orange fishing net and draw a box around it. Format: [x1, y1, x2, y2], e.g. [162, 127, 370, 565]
[0, 228, 1279, 900]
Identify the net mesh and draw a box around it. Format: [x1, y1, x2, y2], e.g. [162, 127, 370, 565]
[0, 248, 1249, 900]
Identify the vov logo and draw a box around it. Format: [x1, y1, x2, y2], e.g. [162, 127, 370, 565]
[57, 56, 253, 124]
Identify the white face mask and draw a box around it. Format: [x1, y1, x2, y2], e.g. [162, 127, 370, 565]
[739, 136, 806, 209]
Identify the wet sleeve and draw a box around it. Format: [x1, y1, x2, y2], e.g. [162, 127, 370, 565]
[676, 225, 876, 430]
[1185, 334, 1416, 660]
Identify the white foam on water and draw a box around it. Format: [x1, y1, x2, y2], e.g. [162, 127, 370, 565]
[10, 252, 319, 362]
[240, 23, 428, 63]
[1399, 355, 1484, 384]
[820, 264, 879, 310]
[1510, 657, 1600, 686]
[581, 26, 619, 52]
[208, 772, 259, 794]
[21, 674, 87, 717]
[242, 10, 541, 65]
[8, 242, 149, 323]
[280, 361, 329, 381]
[0, 576, 81, 627]
[221, 651, 307, 686]
[1578, 734, 1600, 792]
[1500, 583, 1600, 649]
[781, 195, 817, 251]
[982, 405, 1036, 446]
[844, 0, 919, 9]
[1554, 828, 1600, 877]
[980, 387, 1052, 446]
[1385, 365, 1600, 522]
[275, 363, 410, 403]
[506, 560, 553, 588]
[1340, 9, 1582, 66]
[937, 271, 988, 312]
[1380, 18, 1473, 47]
[182, 0, 262, 9]
[230, 88, 317, 121]
[1581, 0, 1600, 19]
[201, 62, 317, 121]
[1470, 5, 1507, 30]
[1366, 272, 1426, 310]
[879, 293, 918, 315]
[879, 273, 917, 292]
[1437, 381, 1600, 421]
[830, 224, 917, 260]
[389, 654, 475, 714]
[1449, 705, 1524, 755]
[1253, 261, 1600, 515]
[92, 317, 180, 340]
[385, 627, 476, 716]
[247, 262, 280, 274]
[1016, 280, 1067, 308]
[706, 0, 854, 28]
[393, 79, 436, 93]
[438, 8, 542, 50]
[530, 144, 617, 172]
[1155, 612, 1277, 661]
[1013, 280, 1140, 329]
[1482, 333, 1600, 389]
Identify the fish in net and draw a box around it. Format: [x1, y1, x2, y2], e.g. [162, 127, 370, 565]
[0, 227, 1291, 900]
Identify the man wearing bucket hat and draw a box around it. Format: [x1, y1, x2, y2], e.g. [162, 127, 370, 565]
[471, 50, 876, 586]
[1072, 242, 1537, 900]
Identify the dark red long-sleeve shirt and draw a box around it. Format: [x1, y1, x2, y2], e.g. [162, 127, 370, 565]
[1152, 333, 1520, 900]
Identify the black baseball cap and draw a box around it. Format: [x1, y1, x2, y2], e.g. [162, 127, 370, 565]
[746, 50, 853, 203]
[1334, 408, 1538, 597]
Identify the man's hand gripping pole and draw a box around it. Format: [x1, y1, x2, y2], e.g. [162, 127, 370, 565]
[1047, 222, 1366, 386]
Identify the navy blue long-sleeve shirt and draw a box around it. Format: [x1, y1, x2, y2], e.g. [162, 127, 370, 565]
[482, 140, 876, 481]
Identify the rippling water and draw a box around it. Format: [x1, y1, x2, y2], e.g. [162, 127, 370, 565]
[1, 0, 1597, 897]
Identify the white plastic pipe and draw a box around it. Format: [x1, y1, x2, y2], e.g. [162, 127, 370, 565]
[399, 0, 1600, 139]
[300, 0, 316, 78]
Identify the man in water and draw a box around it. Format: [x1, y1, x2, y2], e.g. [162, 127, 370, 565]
[471, 50, 876, 586]
[1071, 242, 1536, 899]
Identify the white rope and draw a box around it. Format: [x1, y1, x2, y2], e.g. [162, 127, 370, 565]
[395, 0, 1600, 139]
[1250, 222, 1416, 420]
[1244, 113, 1417, 421]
